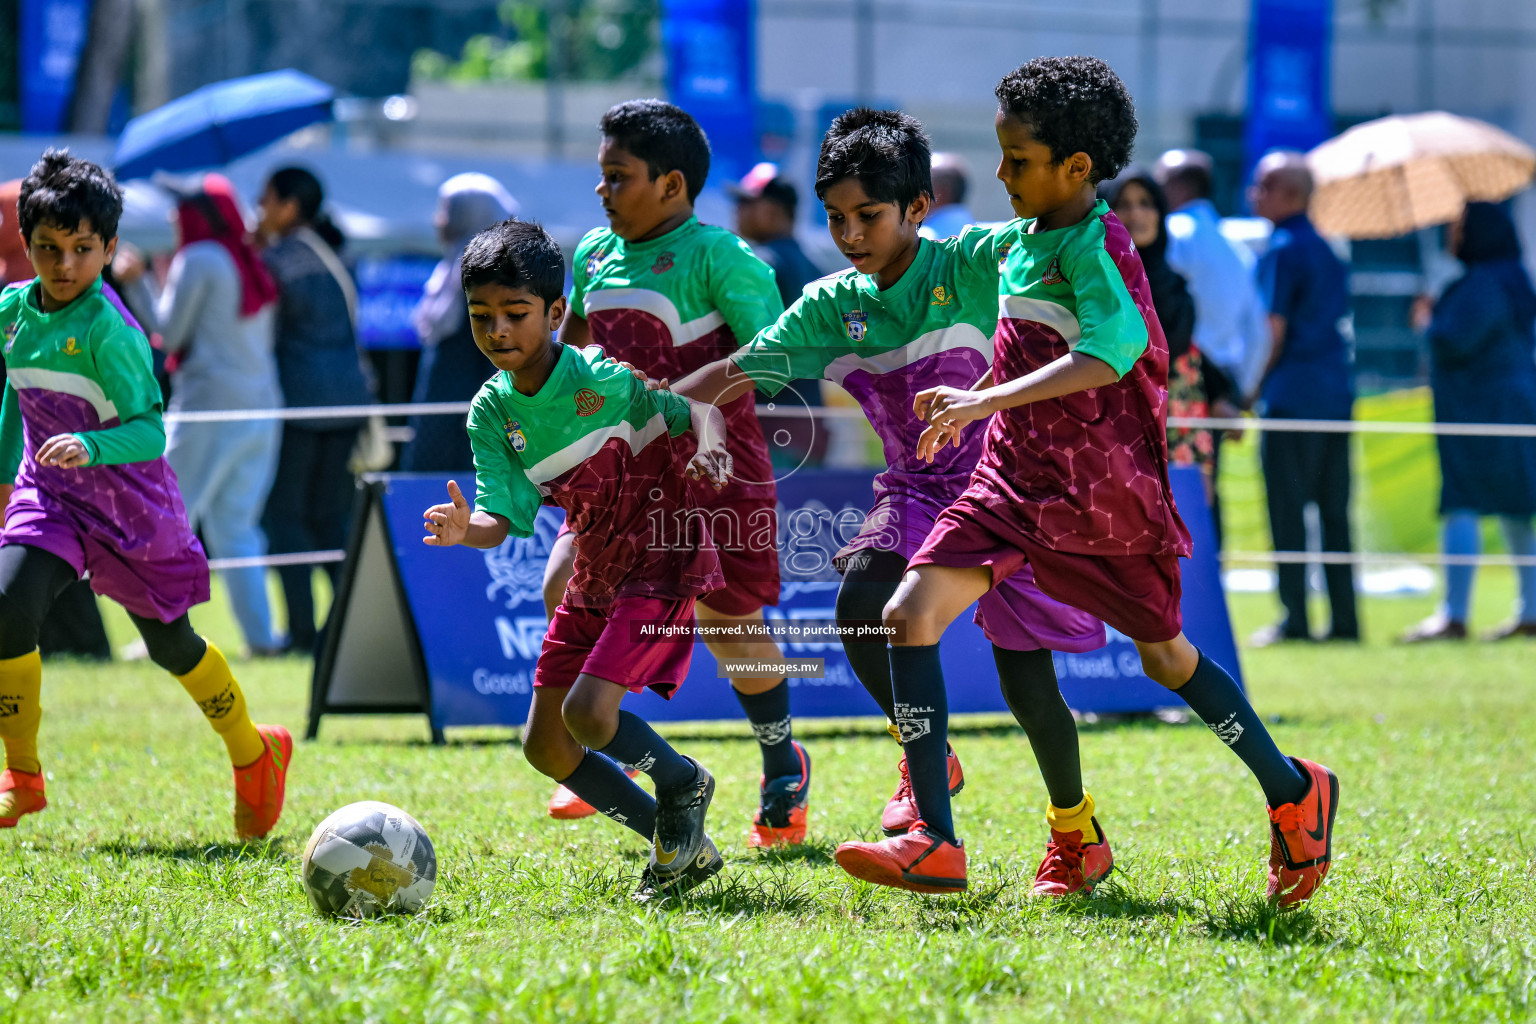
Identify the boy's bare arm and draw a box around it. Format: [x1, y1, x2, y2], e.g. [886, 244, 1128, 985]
[671, 357, 760, 408]
[916, 351, 1118, 426]
[558, 310, 592, 349]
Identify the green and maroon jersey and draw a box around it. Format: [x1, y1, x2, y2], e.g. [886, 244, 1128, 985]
[569, 216, 782, 506]
[968, 202, 1191, 556]
[468, 343, 723, 608]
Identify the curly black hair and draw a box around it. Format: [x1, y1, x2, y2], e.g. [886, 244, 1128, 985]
[461, 218, 566, 307]
[599, 99, 711, 203]
[17, 148, 124, 242]
[995, 56, 1137, 185]
[815, 107, 932, 212]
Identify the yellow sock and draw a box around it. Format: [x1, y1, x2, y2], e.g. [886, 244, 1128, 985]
[1046, 791, 1100, 843]
[175, 641, 264, 767]
[0, 649, 43, 775]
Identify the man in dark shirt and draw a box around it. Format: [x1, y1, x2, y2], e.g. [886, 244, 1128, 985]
[1248, 151, 1359, 645]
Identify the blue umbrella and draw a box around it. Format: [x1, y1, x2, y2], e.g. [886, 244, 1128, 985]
[113, 69, 335, 181]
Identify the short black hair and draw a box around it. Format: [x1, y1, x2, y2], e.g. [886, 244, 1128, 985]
[995, 56, 1137, 185]
[815, 108, 932, 213]
[1163, 162, 1212, 200]
[599, 99, 711, 203]
[18, 148, 124, 242]
[460, 218, 566, 307]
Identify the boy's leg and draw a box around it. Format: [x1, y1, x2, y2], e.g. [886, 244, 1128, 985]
[0, 544, 77, 825]
[523, 685, 654, 839]
[132, 613, 292, 839]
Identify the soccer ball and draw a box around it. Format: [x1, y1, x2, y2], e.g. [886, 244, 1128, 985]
[301, 801, 437, 919]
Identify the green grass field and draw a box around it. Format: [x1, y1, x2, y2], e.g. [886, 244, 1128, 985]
[3, 569, 1535, 1023]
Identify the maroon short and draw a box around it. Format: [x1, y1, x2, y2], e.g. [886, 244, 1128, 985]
[534, 595, 697, 697]
[911, 495, 1184, 644]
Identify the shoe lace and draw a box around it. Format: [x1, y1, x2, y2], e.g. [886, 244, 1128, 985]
[1036, 835, 1085, 886]
[1269, 803, 1305, 832]
[656, 777, 705, 836]
[891, 758, 913, 801]
[758, 785, 799, 829]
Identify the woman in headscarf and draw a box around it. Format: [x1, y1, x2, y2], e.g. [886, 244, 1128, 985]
[256, 166, 376, 653]
[1100, 169, 1221, 492]
[115, 174, 284, 655]
[399, 173, 517, 472]
[1402, 202, 1536, 642]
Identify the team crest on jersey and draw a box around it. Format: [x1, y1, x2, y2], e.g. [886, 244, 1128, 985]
[996, 241, 1014, 267]
[62, 336, 81, 355]
[2, 321, 16, 356]
[651, 251, 675, 274]
[842, 310, 868, 341]
[585, 252, 604, 277]
[1041, 256, 1065, 285]
[574, 388, 605, 416]
[930, 285, 952, 307]
[505, 418, 527, 452]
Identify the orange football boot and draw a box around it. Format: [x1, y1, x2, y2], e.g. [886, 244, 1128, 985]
[233, 724, 292, 840]
[1032, 817, 1114, 897]
[549, 769, 643, 820]
[0, 769, 47, 828]
[748, 741, 811, 848]
[1267, 757, 1339, 908]
[835, 821, 967, 893]
[881, 747, 965, 836]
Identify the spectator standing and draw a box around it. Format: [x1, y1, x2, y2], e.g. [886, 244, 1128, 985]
[1401, 202, 1536, 641]
[1248, 151, 1359, 646]
[400, 174, 516, 473]
[1155, 149, 1270, 547]
[920, 152, 975, 240]
[256, 167, 375, 654]
[116, 175, 284, 656]
[1100, 169, 1217, 492]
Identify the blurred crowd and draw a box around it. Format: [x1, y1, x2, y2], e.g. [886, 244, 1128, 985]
[3, 141, 1534, 661]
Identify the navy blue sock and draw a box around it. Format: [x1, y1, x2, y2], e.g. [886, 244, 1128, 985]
[888, 644, 954, 841]
[733, 678, 800, 779]
[1175, 650, 1307, 807]
[598, 710, 696, 792]
[560, 750, 655, 839]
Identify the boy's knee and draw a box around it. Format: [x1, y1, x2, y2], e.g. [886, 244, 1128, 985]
[521, 726, 571, 779]
[1139, 646, 1186, 689]
[560, 692, 614, 749]
[883, 595, 940, 647]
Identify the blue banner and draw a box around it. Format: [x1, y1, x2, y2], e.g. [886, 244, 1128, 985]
[18, 0, 92, 134]
[662, 0, 758, 185]
[354, 255, 437, 351]
[378, 466, 1239, 731]
[1244, 0, 1334, 185]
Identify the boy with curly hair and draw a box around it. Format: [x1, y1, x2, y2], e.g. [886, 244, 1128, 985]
[832, 57, 1339, 908]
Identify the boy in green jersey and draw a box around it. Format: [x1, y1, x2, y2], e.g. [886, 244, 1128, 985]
[548, 99, 811, 849]
[0, 151, 290, 838]
[422, 219, 733, 899]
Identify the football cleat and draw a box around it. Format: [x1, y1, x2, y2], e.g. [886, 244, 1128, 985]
[881, 747, 965, 836]
[649, 758, 716, 883]
[0, 769, 47, 828]
[234, 724, 293, 840]
[748, 740, 811, 848]
[835, 821, 967, 893]
[1032, 817, 1114, 897]
[548, 769, 641, 820]
[633, 835, 724, 903]
[1267, 757, 1339, 908]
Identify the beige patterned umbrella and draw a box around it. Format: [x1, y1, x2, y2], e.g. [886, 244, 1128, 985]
[1307, 112, 1535, 239]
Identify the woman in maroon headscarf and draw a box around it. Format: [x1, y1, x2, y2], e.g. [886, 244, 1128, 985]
[115, 174, 285, 655]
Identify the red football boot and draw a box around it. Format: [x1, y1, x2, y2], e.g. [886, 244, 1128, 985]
[1267, 757, 1339, 908]
[881, 747, 965, 836]
[233, 724, 292, 840]
[1032, 817, 1114, 897]
[0, 769, 47, 828]
[835, 821, 967, 893]
[747, 741, 811, 848]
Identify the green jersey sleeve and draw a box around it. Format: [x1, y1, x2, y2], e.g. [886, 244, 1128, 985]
[74, 314, 167, 466]
[1067, 247, 1149, 379]
[466, 390, 543, 537]
[708, 234, 785, 351]
[0, 383, 21, 483]
[587, 350, 694, 437]
[728, 289, 843, 398]
[949, 222, 1009, 299]
[568, 229, 604, 319]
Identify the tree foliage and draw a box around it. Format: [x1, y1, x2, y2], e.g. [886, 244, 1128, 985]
[412, 0, 659, 84]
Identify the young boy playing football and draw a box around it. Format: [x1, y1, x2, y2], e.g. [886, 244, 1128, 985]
[832, 57, 1338, 907]
[666, 108, 1114, 888]
[0, 150, 290, 837]
[421, 218, 733, 899]
[547, 99, 810, 849]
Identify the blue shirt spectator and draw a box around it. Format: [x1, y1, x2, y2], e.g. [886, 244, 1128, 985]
[1256, 212, 1354, 419]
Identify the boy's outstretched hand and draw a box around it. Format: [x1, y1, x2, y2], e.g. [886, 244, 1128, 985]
[687, 402, 732, 490]
[617, 360, 669, 391]
[913, 386, 993, 463]
[36, 433, 91, 469]
[423, 479, 471, 546]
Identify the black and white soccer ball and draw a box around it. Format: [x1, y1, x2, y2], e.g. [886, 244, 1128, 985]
[301, 801, 437, 919]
